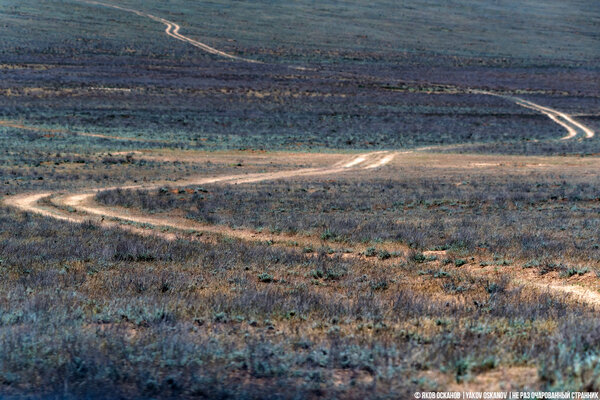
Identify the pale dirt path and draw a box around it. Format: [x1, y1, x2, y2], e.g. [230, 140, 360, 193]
[529, 282, 600, 309]
[513, 97, 595, 139]
[11, 187, 600, 309]
[50, 193, 355, 251]
[336, 151, 395, 169]
[512, 98, 576, 140]
[364, 152, 396, 169]
[4, 151, 387, 218]
[436, 253, 600, 310]
[472, 90, 595, 140]
[6, 150, 600, 308]
[5, 1, 599, 309]
[0, 120, 170, 143]
[79, 0, 260, 64]
[45, 192, 600, 311]
[79, 0, 314, 71]
[5, 3, 593, 144]
[76, 2, 594, 142]
[4, 151, 396, 251]
[48, 150, 394, 225]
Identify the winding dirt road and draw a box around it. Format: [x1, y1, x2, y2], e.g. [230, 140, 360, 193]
[79, 0, 260, 63]
[3, 1, 599, 308]
[4, 151, 395, 239]
[74, 0, 596, 142]
[513, 97, 595, 139]
[3, 1, 594, 144]
[6, 149, 600, 309]
[472, 90, 595, 140]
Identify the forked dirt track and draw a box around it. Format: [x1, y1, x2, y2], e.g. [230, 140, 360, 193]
[2, 1, 599, 307]
[5, 151, 394, 226]
[6, 149, 600, 309]
[4, 152, 396, 252]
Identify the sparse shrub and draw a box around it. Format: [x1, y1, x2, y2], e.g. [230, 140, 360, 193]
[324, 265, 347, 281]
[377, 249, 391, 260]
[364, 247, 377, 257]
[523, 259, 540, 269]
[454, 259, 467, 267]
[310, 269, 324, 279]
[434, 270, 450, 278]
[258, 273, 274, 282]
[409, 251, 427, 263]
[320, 229, 336, 241]
[472, 357, 497, 373]
[455, 359, 470, 383]
[213, 312, 227, 323]
[370, 279, 389, 291]
[485, 278, 507, 295]
[540, 262, 565, 275]
[443, 282, 468, 294]
[560, 267, 589, 278]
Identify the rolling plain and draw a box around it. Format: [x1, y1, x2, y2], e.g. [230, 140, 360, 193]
[1, 0, 600, 398]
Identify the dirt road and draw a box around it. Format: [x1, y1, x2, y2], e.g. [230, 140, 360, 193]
[2, 2, 592, 144]
[75, 1, 596, 142]
[4, 151, 397, 251]
[473, 90, 595, 140]
[4, 151, 390, 219]
[6, 150, 600, 309]
[79, 0, 260, 63]
[0, 120, 170, 143]
[4, 2, 599, 308]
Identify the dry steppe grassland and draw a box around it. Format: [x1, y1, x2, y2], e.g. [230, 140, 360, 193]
[1, 0, 600, 398]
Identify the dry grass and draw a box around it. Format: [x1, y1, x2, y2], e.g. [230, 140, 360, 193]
[3, 152, 600, 397]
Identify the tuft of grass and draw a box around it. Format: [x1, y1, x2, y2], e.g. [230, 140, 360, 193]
[364, 247, 377, 257]
[560, 267, 589, 278]
[258, 273, 274, 283]
[454, 259, 467, 267]
[377, 249, 391, 260]
[409, 251, 427, 263]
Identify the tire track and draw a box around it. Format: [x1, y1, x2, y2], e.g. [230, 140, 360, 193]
[79, 0, 261, 63]
[0, 120, 171, 143]
[3, 1, 592, 145]
[2, 151, 397, 259]
[472, 90, 595, 140]
[363, 152, 396, 169]
[513, 97, 595, 139]
[3, 0, 598, 310]
[4, 151, 388, 222]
